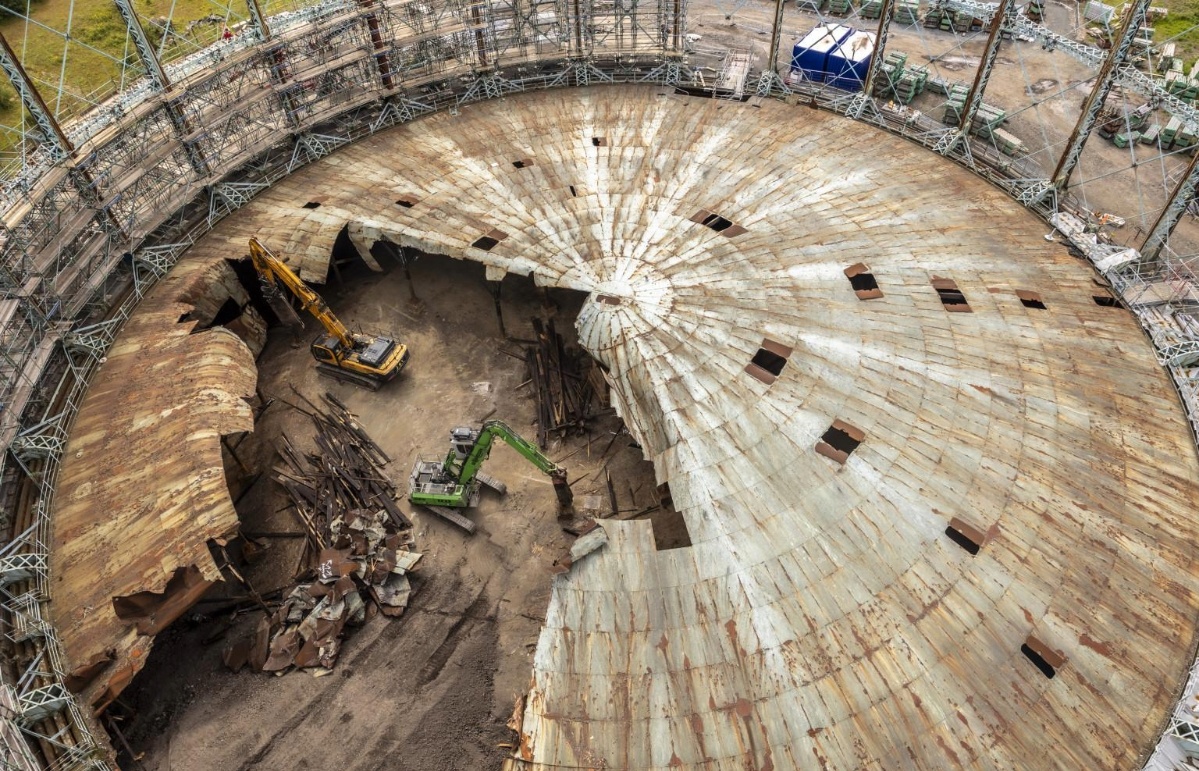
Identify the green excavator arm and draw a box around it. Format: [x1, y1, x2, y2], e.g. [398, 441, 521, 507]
[457, 420, 563, 486]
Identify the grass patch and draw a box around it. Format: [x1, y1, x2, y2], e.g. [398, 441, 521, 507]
[1158, 0, 1199, 64]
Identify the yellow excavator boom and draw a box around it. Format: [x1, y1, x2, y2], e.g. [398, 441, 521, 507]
[247, 236, 354, 350]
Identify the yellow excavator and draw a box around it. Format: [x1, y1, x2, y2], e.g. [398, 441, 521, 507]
[247, 237, 410, 390]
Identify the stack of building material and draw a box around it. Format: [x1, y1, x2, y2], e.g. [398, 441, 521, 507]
[872, 51, 907, 99]
[1162, 115, 1183, 146]
[1176, 121, 1199, 149]
[925, 75, 955, 95]
[952, 10, 979, 31]
[1113, 130, 1140, 147]
[796, 0, 826, 10]
[895, 0, 920, 24]
[898, 64, 929, 102]
[859, 0, 882, 18]
[991, 127, 1026, 155]
[1141, 123, 1161, 145]
[922, 7, 947, 28]
[1159, 41, 1177, 70]
[1025, 0, 1044, 21]
[942, 84, 969, 123]
[970, 103, 1007, 139]
[826, 0, 852, 16]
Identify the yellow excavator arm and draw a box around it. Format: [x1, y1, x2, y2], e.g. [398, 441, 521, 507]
[248, 237, 354, 350]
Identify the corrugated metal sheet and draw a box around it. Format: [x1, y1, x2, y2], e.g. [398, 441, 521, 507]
[50, 256, 257, 709]
[95, 86, 1199, 767]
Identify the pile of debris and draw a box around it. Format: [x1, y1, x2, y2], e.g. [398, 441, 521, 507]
[223, 510, 420, 673]
[223, 391, 420, 674]
[275, 390, 411, 557]
[524, 318, 609, 447]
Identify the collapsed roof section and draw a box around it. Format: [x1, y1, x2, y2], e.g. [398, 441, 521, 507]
[49, 257, 259, 711]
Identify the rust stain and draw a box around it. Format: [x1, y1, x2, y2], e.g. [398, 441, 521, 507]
[1079, 633, 1112, 658]
[935, 733, 961, 766]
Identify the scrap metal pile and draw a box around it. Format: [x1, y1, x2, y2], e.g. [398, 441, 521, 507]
[223, 392, 420, 674]
[525, 318, 609, 447]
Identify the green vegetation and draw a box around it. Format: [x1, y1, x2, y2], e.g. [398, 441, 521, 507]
[1158, 0, 1199, 65]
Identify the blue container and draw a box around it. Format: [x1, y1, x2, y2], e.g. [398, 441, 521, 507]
[826, 30, 875, 91]
[791, 24, 852, 83]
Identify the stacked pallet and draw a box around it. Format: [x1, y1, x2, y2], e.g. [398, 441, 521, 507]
[1159, 115, 1199, 150]
[826, 0, 852, 16]
[952, 11, 980, 31]
[890, 64, 929, 104]
[1162, 115, 1183, 146]
[796, 0, 826, 11]
[925, 75, 956, 95]
[860, 0, 883, 18]
[1114, 130, 1140, 148]
[1176, 121, 1199, 149]
[970, 103, 1007, 139]
[923, 7, 947, 28]
[941, 84, 969, 123]
[991, 128, 1026, 156]
[1025, 0, 1044, 21]
[1140, 123, 1161, 145]
[895, 0, 921, 24]
[872, 51, 907, 100]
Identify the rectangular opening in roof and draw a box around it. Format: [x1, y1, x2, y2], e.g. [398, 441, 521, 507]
[1017, 290, 1046, 309]
[744, 338, 792, 384]
[689, 208, 747, 237]
[945, 516, 985, 555]
[592, 137, 606, 146]
[932, 277, 972, 312]
[472, 236, 500, 251]
[303, 201, 321, 209]
[844, 263, 882, 300]
[751, 348, 787, 376]
[816, 420, 864, 465]
[395, 197, 417, 208]
[569, 185, 578, 197]
[1093, 293, 1121, 307]
[1021, 636, 1064, 679]
[513, 159, 534, 169]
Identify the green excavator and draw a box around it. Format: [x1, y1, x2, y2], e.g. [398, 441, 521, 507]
[408, 420, 573, 533]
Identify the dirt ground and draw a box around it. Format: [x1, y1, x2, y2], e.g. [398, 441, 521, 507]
[113, 251, 664, 771]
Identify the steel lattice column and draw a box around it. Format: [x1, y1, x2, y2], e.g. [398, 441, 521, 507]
[859, 0, 898, 102]
[756, 0, 790, 95]
[358, 0, 395, 89]
[1050, 0, 1150, 192]
[246, 0, 271, 41]
[1142, 151, 1199, 262]
[948, 0, 1013, 146]
[0, 33, 71, 162]
[113, 0, 210, 176]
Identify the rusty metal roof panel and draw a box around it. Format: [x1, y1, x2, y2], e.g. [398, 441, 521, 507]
[50, 255, 257, 709]
[158, 86, 1199, 769]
